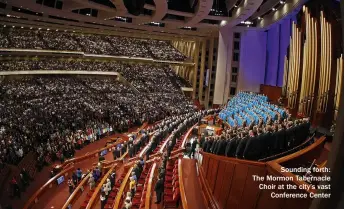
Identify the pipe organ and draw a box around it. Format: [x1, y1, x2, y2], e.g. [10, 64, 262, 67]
[284, 4, 343, 127]
[286, 23, 301, 110]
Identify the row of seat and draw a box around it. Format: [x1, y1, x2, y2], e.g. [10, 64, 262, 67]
[132, 164, 154, 208]
[80, 171, 105, 209]
[172, 134, 185, 152]
[164, 159, 180, 208]
[104, 173, 126, 209]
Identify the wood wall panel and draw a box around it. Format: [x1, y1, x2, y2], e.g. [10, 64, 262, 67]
[206, 157, 214, 182]
[240, 166, 267, 209]
[213, 160, 227, 206]
[209, 159, 220, 192]
[225, 163, 249, 209]
[217, 163, 236, 209]
[260, 84, 282, 102]
[202, 154, 210, 174]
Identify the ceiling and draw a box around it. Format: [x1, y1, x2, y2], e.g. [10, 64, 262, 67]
[0, 0, 307, 40]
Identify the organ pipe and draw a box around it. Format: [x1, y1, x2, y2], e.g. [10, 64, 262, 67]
[298, 8, 318, 116]
[282, 56, 289, 97]
[334, 55, 343, 120]
[287, 23, 301, 109]
[317, 12, 332, 113]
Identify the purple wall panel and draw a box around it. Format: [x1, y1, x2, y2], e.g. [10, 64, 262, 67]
[265, 24, 280, 86]
[278, 18, 292, 86]
[238, 30, 267, 93]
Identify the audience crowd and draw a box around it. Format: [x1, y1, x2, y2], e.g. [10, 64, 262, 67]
[0, 28, 187, 61]
[0, 72, 194, 165]
[0, 60, 192, 88]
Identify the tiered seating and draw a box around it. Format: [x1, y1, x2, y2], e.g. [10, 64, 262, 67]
[172, 134, 185, 151]
[80, 172, 104, 209]
[163, 159, 180, 208]
[152, 138, 168, 154]
[104, 173, 126, 209]
[0, 28, 188, 61]
[131, 163, 153, 208]
[17, 152, 37, 179]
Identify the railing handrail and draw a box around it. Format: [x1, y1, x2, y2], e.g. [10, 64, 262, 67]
[273, 135, 325, 164]
[113, 167, 134, 209]
[181, 124, 197, 148]
[86, 164, 117, 209]
[58, 134, 128, 169]
[23, 163, 75, 209]
[144, 163, 157, 209]
[178, 159, 188, 209]
[61, 168, 93, 209]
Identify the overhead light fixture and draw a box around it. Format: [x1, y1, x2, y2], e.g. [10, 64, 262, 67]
[240, 21, 253, 25]
[47, 28, 50, 30]
[234, 5, 238, 8]
[56, 29, 58, 31]
[272, 8, 277, 11]
[12, 26, 15, 28]
[280, 1, 285, 4]
[30, 27, 33, 29]
[3, 25, 6, 27]
[38, 28, 41, 30]
[258, 17, 262, 20]
[21, 26, 23, 28]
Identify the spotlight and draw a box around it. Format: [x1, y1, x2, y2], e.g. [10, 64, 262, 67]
[272, 8, 277, 11]
[279, 1, 285, 4]
[258, 17, 261, 20]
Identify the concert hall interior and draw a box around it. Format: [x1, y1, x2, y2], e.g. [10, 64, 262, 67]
[0, 0, 343, 209]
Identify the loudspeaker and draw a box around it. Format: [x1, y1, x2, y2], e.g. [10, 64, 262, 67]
[123, 0, 145, 16]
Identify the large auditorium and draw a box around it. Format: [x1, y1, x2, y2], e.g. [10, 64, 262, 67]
[0, 0, 343, 209]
